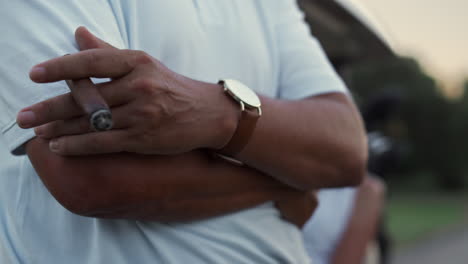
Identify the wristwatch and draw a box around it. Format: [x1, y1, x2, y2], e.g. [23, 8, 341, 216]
[218, 79, 262, 157]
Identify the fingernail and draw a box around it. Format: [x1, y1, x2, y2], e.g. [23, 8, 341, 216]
[17, 111, 36, 128]
[81, 26, 90, 34]
[49, 139, 60, 152]
[29, 66, 46, 82]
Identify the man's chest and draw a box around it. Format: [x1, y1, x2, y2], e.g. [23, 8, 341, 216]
[105, 0, 277, 96]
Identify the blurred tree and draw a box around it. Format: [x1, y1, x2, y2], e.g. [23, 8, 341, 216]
[346, 57, 466, 190]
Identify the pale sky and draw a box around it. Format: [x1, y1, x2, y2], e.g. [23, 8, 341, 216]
[357, 0, 468, 96]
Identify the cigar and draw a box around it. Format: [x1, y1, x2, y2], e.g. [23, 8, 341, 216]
[65, 79, 113, 131]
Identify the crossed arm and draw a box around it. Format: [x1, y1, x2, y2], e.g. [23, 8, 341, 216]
[27, 139, 305, 222]
[20, 28, 367, 224]
[25, 92, 365, 225]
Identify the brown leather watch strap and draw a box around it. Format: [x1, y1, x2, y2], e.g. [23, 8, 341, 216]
[220, 109, 259, 156]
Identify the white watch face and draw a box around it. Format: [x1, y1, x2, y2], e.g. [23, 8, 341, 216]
[221, 79, 261, 108]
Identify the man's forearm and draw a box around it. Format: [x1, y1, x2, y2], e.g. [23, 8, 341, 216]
[24, 91, 365, 222]
[230, 92, 367, 190]
[19, 35, 367, 192]
[86, 190, 281, 222]
[330, 176, 386, 264]
[27, 138, 307, 221]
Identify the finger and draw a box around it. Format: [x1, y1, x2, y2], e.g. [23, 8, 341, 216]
[29, 48, 141, 83]
[49, 130, 129, 155]
[35, 104, 133, 139]
[75, 26, 117, 50]
[17, 77, 134, 128]
[17, 93, 81, 128]
[35, 117, 91, 139]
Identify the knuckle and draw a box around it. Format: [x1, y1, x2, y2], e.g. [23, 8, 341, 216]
[36, 101, 54, 118]
[35, 124, 50, 138]
[43, 121, 62, 136]
[120, 49, 137, 69]
[131, 78, 157, 96]
[134, 50, 153, 65]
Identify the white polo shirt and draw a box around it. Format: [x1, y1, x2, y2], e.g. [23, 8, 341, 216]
[0, 0, 347, 263]
[302, 188, 357, 264]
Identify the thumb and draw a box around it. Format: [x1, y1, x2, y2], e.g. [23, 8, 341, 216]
[75, 26, 117, 50]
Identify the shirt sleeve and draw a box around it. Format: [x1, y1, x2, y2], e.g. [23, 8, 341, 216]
[0, 1, 123, 155]
[273, 0, 348, 100]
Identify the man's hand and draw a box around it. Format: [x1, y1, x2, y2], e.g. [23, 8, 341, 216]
[276, 191, 318, 229]
[17, 27, 237, 155]
[19, 27, 318, 227]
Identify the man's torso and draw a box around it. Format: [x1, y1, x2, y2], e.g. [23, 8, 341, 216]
[0, 1, 309, 263]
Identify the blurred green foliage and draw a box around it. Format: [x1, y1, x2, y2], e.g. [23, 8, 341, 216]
[387, 193, 466, 246]
[347, 57, 468, 190]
